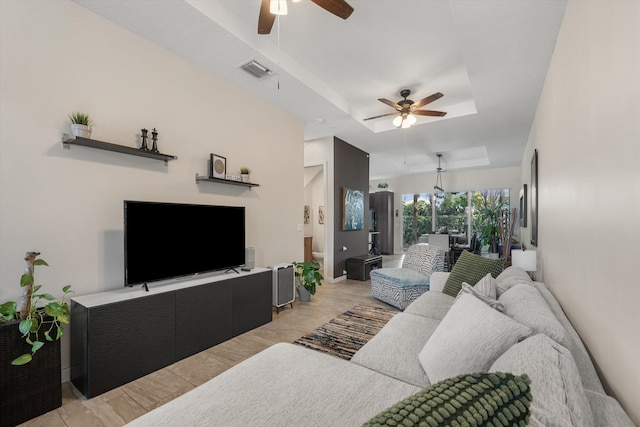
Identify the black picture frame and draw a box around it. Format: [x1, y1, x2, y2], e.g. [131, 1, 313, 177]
[519, 184, 528, 227]
[210, 154, 226, 179]
[530, 150, 538, 246]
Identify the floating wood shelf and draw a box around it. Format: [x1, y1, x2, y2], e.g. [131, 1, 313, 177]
[195, 174, 259, 189]
[62, 134, 177, 165]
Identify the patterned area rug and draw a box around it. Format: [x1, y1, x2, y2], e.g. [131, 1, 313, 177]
[293, 304, 397, 360]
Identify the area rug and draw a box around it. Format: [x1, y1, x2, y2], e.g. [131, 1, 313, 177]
[293, 304, 397, 360]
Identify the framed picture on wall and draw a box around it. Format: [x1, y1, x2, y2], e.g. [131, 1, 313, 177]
[530, 150, 538, 246]
[304, 206, 310, 224]
[318, 206, 324, 224]
[519, 184, 528, 227]
[342, 187, 364, 231]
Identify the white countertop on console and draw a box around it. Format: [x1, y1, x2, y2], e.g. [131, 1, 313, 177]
[72, 267, 270, 308]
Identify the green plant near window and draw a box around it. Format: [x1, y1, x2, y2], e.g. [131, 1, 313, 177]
[0, 252, 73, 365]
[68, 112, 94, 127]
[292, 261, 323, 295]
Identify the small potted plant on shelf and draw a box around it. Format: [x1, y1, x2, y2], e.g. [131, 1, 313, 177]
[68, 112, 94, 138]
[240, 167, 251, 183]
[0, 251, 73, 425]
[292, 261, 323, 302]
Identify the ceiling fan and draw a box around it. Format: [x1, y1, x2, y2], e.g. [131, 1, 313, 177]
[363, 89, 447, 129]
[258, 0, 354, 34]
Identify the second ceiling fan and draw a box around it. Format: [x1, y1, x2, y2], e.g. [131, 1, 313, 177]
[258, 0, 354, 34]
[364, 89, 447, 129]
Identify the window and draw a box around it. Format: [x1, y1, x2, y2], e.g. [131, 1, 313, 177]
[402, 189, 510, 250]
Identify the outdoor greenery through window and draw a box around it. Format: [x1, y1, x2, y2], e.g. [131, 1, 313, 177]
[402, 189, 510, 251]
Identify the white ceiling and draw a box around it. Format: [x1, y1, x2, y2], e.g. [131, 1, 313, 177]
[71, 0, 567, 179]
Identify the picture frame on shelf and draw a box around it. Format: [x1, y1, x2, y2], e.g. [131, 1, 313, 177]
[210, 154, 226, 179]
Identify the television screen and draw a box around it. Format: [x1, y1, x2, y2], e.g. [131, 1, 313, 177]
[124, 201, 245, 286]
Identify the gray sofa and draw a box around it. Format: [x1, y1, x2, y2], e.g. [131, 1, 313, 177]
[126, 267, 633, 426]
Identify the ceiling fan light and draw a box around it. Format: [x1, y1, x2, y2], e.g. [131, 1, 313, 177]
[401, 119, 411, 129]
[407, 113, 417, 125]
[270, 0, 288, 15]
[392, 115, 403, 127]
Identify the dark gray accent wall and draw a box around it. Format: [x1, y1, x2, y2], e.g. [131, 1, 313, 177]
[333, 137, 370, 278]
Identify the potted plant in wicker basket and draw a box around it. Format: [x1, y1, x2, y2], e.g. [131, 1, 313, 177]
[0, 251, 72, 427]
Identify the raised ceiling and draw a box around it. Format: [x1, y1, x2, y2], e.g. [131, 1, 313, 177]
[71, 0, 567, 179]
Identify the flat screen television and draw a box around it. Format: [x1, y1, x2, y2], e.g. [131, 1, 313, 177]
[124, 200, 245, 286]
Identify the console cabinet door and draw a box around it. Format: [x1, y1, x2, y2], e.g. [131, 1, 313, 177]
[232, 271, 272, 336]
[77, 292, 176, 398]
[175, 280, 232, 360]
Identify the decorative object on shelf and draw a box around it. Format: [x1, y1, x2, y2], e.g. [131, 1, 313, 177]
[292, 261, 323, 301]
[377, 182, 389, 189]
[519, 184, 528, 227]
[530, 149, 538, 246]
[68, 112, 94, 138]
[62, 135, 177, 165]
[151, 128, 159, 153]
[304, 206, 310, 224]
[140, 128, 149, 151]
[342, 187, 365, 230]
[318, 206, 324, 224]
[0, 252, 73, 366]
[240, 167, 251, 182]
[210, 153, 226, 179]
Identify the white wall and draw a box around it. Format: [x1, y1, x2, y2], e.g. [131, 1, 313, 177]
[522, 1, 640, 422]
[0, 0, 303, 374]
[371, 166, 521, 253]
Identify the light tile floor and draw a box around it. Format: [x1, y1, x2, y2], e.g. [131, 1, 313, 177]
[20, 255, 403, 427]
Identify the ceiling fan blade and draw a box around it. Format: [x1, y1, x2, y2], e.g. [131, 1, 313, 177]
[378, 98, 402, 110]
[310, 0, 354, 19]
[363, 112, 399, 121]
[411, 92, 444, 109]
[258, 0, 276, 34]
[414, 110, 447, 117]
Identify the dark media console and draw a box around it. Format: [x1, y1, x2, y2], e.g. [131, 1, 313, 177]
[70, 269, 271, 398]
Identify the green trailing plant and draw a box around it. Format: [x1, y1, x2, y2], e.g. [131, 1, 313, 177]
[68, 112, 94, 127]
[292, 261, 323, 295]
[240, 167, 251, 174]
[0, 252, 73, 365]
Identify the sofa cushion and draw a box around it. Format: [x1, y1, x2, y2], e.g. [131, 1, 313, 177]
[404, 290, 455, 321]
[124, 343, 421, 427]
[418, 293, 532, 383]
[442, 250, 505, 297]
[585, 389, 636, 427]
[490, 334, 595, 427]
[362, 372, 532, 427]
[495, 266, 534, 296]
[456, 282, 505, 312]
[351, 312, 439, 387]
[499, 284, 571, 348]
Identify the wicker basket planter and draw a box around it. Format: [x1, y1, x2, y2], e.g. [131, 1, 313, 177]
[0, 320, 62, 427]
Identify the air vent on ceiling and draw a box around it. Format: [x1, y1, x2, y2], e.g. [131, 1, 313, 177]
[239, 60, 274, 80]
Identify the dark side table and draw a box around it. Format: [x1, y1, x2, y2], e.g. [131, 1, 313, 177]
[346, 254, 383, 281]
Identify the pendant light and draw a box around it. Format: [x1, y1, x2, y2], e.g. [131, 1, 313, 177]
[434, 154, 445, 201]
[393, 113, 417, 129]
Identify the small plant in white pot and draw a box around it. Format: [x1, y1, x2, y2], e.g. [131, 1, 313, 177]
[240, 167, 251, 182]
[68, 112, 94, 138]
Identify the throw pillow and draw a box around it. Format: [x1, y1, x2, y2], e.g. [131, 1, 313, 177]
[472, 272, 497, 299]
[362, 372, 532, 427]
[418, 293, 532, 383]
[499, 284, 572, 348]
[442, 250, 505, 297]
[456, 282, 505, 312]
[495, 266, 534, 296]
[490, 334, 594, 427]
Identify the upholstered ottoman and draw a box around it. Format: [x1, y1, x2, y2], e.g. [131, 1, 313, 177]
[370, 268, 430, 310]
